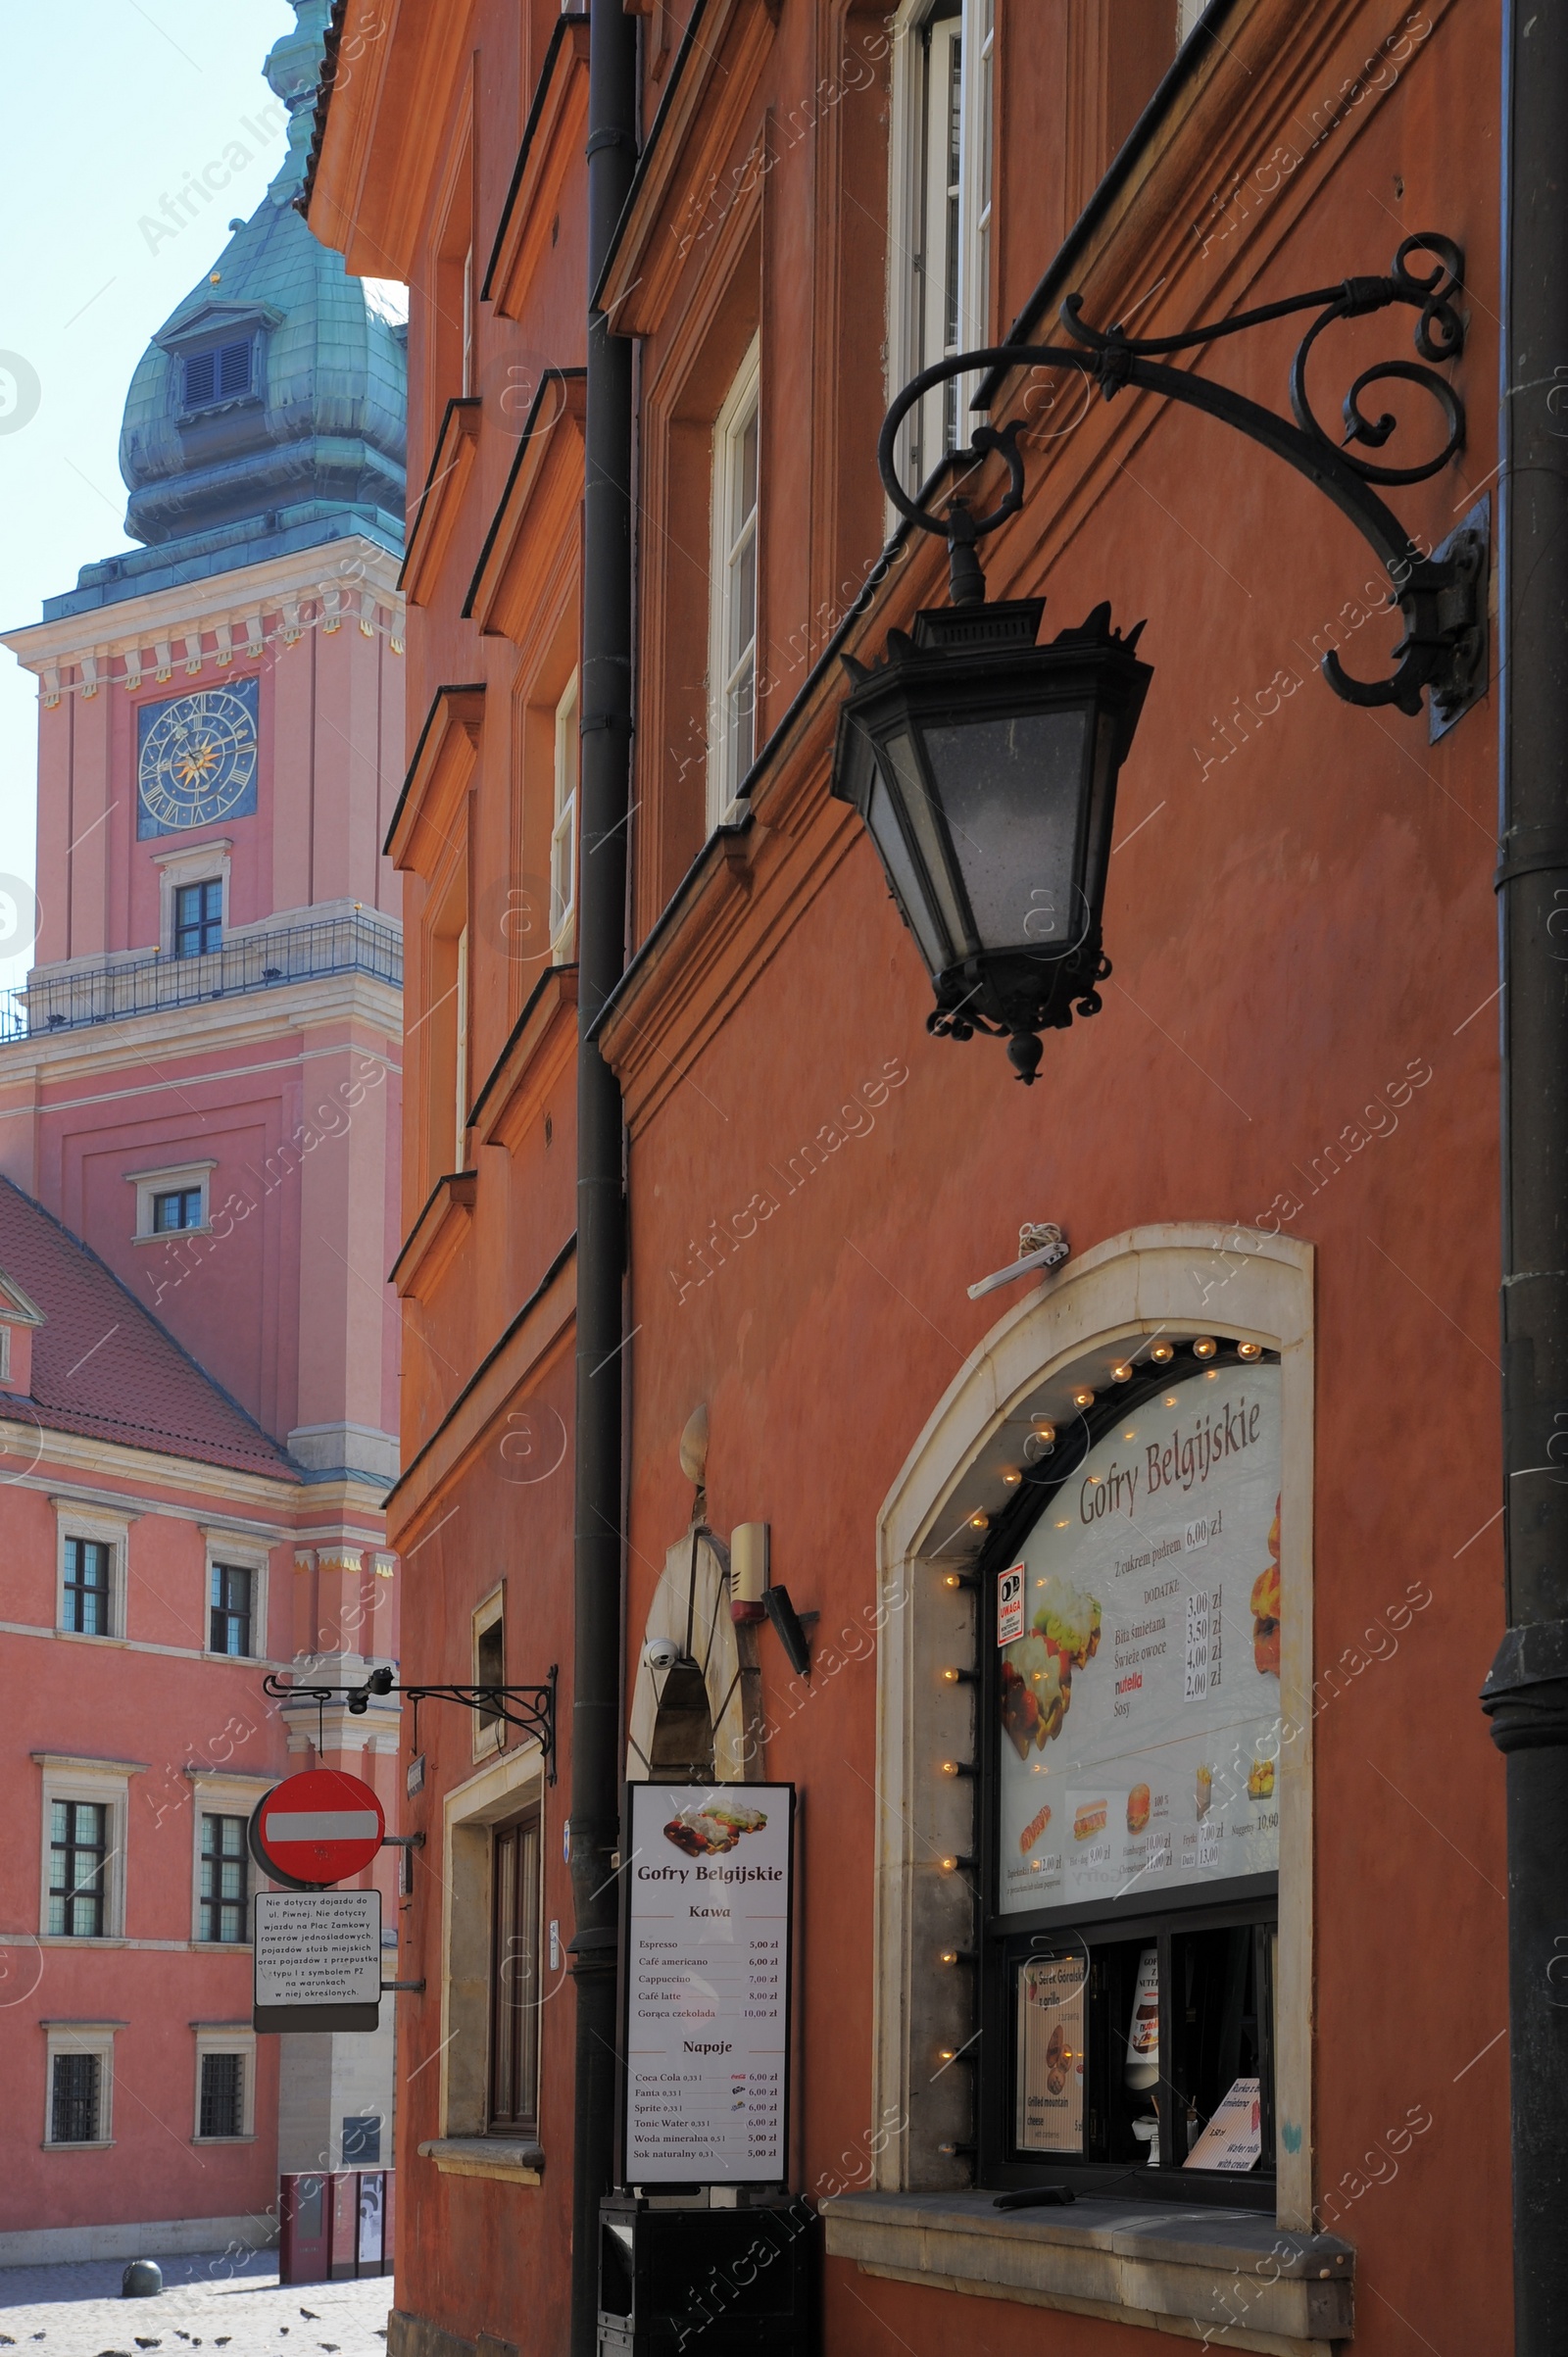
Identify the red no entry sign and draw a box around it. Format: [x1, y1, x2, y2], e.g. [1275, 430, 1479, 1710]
[252, 1768, 385, 1887]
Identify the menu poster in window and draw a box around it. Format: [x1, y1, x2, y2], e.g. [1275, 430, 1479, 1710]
[623, 1783, 794, 2185]
[1015, 1955, 1085, 2152]
[1184, 2076, 1264, 2171]
[998, 1363, 1282, 1916]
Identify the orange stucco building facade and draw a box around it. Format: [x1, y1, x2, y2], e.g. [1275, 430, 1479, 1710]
[307, 2, 1519, 2351]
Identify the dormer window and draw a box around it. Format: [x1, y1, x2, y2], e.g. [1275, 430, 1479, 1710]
[183, 340, 252, 411]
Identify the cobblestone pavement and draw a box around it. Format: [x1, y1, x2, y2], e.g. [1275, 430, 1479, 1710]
[0, 2255, 391, 2357]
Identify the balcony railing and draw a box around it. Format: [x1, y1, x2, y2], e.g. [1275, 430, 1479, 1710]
[0, 911, 402, 1042]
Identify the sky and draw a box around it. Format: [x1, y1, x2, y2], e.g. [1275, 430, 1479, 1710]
[0, 0, 392, 992]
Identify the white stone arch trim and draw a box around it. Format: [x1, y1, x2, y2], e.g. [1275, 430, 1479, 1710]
[871, 1223, 1315, 2228]
[626, 1527, 760, 1785]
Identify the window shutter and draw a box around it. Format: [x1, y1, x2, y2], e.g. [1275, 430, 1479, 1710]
[184, 352, 216, 407]
[219, 341, 251, 397]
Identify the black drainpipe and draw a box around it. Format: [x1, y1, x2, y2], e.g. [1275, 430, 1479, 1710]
[1480, 4, 1568, 2348]
[569, 3, 638, 2352]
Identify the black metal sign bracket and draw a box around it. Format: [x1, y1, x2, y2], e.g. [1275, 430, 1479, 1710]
[263, 1664, 560, 1783]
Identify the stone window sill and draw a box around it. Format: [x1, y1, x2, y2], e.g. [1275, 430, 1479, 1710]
[821, 2190, 1353, 2354]
[417, 2136, 542, 2185]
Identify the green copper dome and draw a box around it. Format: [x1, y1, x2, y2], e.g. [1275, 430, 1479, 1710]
[91, 3, 404, 590]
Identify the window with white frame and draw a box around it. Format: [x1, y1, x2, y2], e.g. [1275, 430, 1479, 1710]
[551, 672, 579, 960]
[49, 1800, 110, 1936]
[187, 1767, 270, 1943]
[199, 1814, 250, 1940]
[455, 924, 470, 1173]
[437, 1744, 549, 2155]
[193, 2026, 256, 2140]
[152, 839, 231, 959]
[707, 338, 761, 830]
[35, 1755, 137, 1940]
[55, 1507, 128, 1638]
[203, 1532, 269, 1661]
[473, 1585, 506, 1760]
[126, 1158, 216, 1243]
[43, 2023, 121, 2146]
[888, 0, 996, 496]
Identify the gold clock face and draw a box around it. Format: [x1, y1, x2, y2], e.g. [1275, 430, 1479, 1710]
[136, 683, 259, 836]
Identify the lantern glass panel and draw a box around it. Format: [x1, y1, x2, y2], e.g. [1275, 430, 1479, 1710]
[883, 730, 969, 961]
[924, 709, 1090, 955]
[866, 773, 948, 973]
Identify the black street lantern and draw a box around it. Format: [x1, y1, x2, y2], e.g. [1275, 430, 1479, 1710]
[831, 597, 1152, 1083]
[834, 235, 1486, 1085]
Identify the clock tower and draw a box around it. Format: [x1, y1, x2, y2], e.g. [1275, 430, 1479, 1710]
[0, 0, 408, 2219]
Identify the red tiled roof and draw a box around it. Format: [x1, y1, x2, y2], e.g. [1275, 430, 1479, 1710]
[0, 1177, 299, 1482]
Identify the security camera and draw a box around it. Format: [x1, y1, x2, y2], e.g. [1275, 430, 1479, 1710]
[643, 1636, 681, 1673]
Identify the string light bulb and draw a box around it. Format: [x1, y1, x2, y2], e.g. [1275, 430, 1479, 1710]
[1072, 1386, 1095, 1408]
[969, 1510, 990, 1531]
[1193, 1336, 1218, 1358]
[1150, 1341, 1175, 1363]
[1111, 1360, 1134, 1382]
[1001, 1467, 1022, 1487]
[1238, 1340, 1263, 1360]
[1033, 1420, 1056, 1447]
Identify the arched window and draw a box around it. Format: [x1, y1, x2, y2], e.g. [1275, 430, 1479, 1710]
[976, 1334, 1281, 2195]
[865, 1224, 1315, 2234]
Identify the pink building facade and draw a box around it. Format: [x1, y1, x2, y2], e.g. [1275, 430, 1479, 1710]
[0, 0, 408, 2266]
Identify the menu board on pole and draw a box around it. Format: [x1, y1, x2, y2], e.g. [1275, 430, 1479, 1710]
[622, 1783, 794, 2185]
[997, 1363, 1283, 1917]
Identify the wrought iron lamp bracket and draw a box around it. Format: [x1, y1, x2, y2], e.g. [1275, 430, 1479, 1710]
[878, 234, 1484, 724]
[263, 1664, 560, 1782]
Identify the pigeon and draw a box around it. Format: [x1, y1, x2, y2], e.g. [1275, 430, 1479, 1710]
[134, 2340, 161, 2349]
[319, 2344, 339, 2351]
[216, 2340, 230, 2346]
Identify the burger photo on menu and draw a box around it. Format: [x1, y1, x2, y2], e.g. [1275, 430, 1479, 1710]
[1000, 1573, 1102, 1759]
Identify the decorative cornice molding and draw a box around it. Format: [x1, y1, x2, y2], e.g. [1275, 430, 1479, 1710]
[470, 963, 578, 1152]
[483, 15, 591, 319]
[596, 0, 777, 336]
[464, 371, 587, 634]
[390, 1169, 477, 1301]
[400, 397, 482, 607]
[387, 1229, 574, 1541]
[1, 537, 405, 696]
[385, 683, 485, 870]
